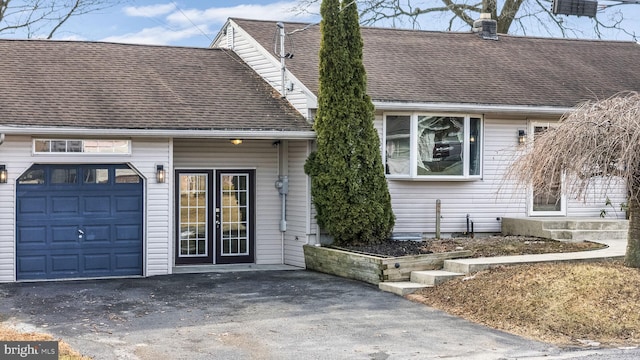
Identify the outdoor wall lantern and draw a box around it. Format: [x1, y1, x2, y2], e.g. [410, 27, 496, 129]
[518, 130, 527, 145]
[0, 165, 7, 184]
[156, 164, 166, 184]
[230, 139, 243, 145]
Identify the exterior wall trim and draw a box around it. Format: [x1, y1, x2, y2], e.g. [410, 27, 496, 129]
[373, 102, 572, 115]
[0, 127, 316, 139]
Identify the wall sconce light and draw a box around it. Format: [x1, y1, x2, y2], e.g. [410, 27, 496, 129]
[469, 134, 476, 143]
[0, 165, 7, 184]
[156, 164, 166, 183]
[518, 130, 527, 145]
[230, 139, 243, 145]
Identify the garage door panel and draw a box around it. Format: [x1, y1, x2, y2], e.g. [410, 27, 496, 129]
[17, 256, 47, 274]
[17, 226, 46, 244]
[51, 196, 80, 214]
[17, 164, 143, 280]
[115, 196, 142, 212]
[116, 225, 142, 242]
[18, 197, 47, 215]
[84, 197, 111, 214]
[115, 252, 142, 271]
[51, 255, 80, 273]
[84, 254, 111, 271]
[84, 225, 111, 242]
[51, 226, 80, 245]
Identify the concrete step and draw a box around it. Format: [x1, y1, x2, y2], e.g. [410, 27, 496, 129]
[547, 229, 627, 242]
[502, 217, 628, 240]
[378, 281, 431, 296]
[411, 270, 465, 286]
[443, 259, 473, 274]
[556, 219, 628, 231]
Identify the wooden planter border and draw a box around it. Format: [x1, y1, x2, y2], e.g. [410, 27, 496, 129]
[303, 245, 472, 285]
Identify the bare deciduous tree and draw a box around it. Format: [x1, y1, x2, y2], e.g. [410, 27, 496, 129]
[506, 92, 640, 267]
[0, 0, 120, 39]
[294, 0, 637, 40]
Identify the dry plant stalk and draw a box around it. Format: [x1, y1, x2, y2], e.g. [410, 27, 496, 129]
[506, 91, 640, 203]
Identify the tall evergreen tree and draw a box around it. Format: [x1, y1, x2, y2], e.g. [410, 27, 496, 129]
[305, 0, 395, 245]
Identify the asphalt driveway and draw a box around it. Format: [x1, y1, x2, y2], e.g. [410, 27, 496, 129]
[0, 269, 630, 359]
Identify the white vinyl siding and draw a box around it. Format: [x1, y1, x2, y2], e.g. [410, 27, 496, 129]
[283, 140, 311, 267]
[218, 21, 315, 119]
[0, 135, 171, 282]
[378, 116, 627, 236]
[173, 139, 283, 265]
[134, 138, 172, 277]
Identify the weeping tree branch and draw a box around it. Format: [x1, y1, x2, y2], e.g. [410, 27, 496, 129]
[506, 92, 640, 203]
[505, 92, 640, 268]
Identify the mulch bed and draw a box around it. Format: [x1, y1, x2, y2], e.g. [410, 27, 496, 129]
[333, 235, 606, 258]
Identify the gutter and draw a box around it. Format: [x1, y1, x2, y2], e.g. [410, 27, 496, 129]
[0, 126, 316, 139]
[373, 101, 573, 116]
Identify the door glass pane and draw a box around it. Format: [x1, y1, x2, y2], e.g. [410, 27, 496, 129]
[51, 168, 78, 184]
[221, 174, 248, 256]
[532, 126, 562, 212]
[179, 174, 208, 256]
[385, 115, 411, 175]
[115, 169, 140, 183]
[83, 168, 109, 184]
[18, 169, 45, 184]
[417, 116, 464, 175]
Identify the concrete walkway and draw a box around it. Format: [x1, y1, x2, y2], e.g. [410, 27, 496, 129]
[444, 237, 627, 274]
[380, 237, 628, 295]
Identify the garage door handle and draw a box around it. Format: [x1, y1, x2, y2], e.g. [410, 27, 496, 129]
[78, 229, 85, 239]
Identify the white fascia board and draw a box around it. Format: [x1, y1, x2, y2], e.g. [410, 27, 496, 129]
[373, 101, 573, 116]
[209, 19, 232, 48]
[0, 126, 316, 139]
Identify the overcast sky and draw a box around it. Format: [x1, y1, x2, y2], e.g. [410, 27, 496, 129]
[20, 0, 640, 47]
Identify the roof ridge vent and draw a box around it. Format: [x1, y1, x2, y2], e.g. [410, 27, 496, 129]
[473, 13, 498, 41]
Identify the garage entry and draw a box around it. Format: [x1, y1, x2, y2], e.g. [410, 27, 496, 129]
[16, 164, 144, 280]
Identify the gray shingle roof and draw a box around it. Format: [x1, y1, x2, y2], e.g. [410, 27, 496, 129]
[0, 39, 310, 132]
[233, 18, 640, 108]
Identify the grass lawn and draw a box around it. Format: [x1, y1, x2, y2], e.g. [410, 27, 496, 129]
[408, 260, 640, 348]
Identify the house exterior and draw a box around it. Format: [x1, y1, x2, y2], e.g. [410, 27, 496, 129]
[212, 18, 639, 238]
[0, 40, 314, 282]
[0, 19, 638, 283]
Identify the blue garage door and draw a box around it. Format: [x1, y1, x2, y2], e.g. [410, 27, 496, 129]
[16, 164, 143, 280]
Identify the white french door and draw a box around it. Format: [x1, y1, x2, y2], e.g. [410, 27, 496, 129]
[175, 169, 255, 265]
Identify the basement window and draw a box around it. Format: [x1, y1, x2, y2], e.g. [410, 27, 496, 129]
[33, 139, 131, 154]
[383, 113, 482, 180]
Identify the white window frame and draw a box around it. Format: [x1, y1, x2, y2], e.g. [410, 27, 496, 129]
[383, 112, 483, 180]
[33, 139, 132, 155]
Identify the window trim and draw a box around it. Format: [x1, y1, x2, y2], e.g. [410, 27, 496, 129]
[32, 139, 132, 155]
[383, 112, 483, 180]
